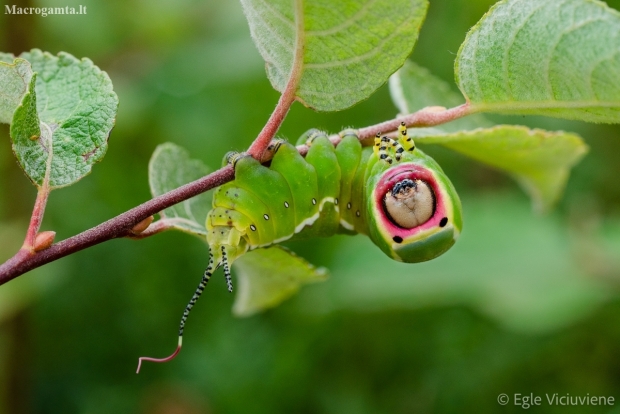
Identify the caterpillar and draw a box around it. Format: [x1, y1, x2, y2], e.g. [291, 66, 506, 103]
[136, 123, 462, 372]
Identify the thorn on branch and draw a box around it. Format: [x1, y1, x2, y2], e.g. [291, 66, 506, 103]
[130, 216, 154, 235]
[34, 231, 55, 252]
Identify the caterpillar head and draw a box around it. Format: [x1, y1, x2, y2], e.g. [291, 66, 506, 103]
[366, 149, 463, 263]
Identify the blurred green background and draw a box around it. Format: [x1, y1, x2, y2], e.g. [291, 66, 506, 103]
[1, 0, 620, 413]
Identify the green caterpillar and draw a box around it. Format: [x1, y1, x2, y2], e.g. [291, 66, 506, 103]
[137, 124, 462, 372]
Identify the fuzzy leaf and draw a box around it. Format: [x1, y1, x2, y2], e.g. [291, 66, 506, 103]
[148, 143, 212, 237]
[0, 58, 33, 124]
[10, 50, 118, 189]
[456, 0, 620, 123]
[0, 53, 15, 63]
[418, 126, 588, 212]
[241, 0, 428, 111]
[233, 246, 328, 317]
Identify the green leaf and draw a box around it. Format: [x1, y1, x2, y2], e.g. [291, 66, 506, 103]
[241, 0, 428, 111]
[0, 53, 15, 63]
[10, 50, 118, 189]
[232, 246, 328, 317]
[0, 58, 34, 124]
[390, 60, 492, 133]
[418, 126, 588, 212]
[148, 142, 212, 237]
[456, 0, 620, 123]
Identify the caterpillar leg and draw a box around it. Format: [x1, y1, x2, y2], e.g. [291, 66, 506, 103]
[339, 128, 359, 140]
[267, 138, 286, 154]
[136, 251, 219, 373]
[224, 151, 249, 168]
[304, 129, 328, 147]
[296, 128, 327, 146]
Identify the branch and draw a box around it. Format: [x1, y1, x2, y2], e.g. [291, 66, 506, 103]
[0, 103, 471, 286]
[0, 166, 234, 285]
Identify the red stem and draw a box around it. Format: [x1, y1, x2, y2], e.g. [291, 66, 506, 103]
[22, 186, 50, 251]
[247, 0, 304, 161]
[246, 88, 297, 161]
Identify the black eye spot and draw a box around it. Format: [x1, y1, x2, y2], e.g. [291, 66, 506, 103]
[393, 236, 403, 243]
[284, 201, 290, 208]
[312, 198, 317, 205]
[250, 225, 257, 231]
[439, 217, 448, 227]
[356, 210, 360, 217]
[335, 198, 339, 205]
[263, 214, 270, 220]
[347, 202, 352, 209]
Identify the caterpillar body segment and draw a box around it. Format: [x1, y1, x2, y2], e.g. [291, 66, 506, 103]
[334, 134, 365, 232]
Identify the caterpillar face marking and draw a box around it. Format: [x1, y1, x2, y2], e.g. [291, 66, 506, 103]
[138, 127, 462, 371]
[383, 179, 435, 229]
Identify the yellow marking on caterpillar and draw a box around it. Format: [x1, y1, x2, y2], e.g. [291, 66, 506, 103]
[378, 136, 393, 164]
[398, 122, 415, 152]
[373, 132, 381, 156]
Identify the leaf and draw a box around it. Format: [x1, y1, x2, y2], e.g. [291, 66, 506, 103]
[148, 142, 212, 237]
[0, 53, 15, 63]
[10, 50, 118, 189]
[418, 126, 588, 212]
[455, 0, 620, 123]
[389, 60, 588, 211]
[0, 58, 33, 124]
[241, 0, 428, 111]
[232, 246, 328, 317]
[390, 60, 492, 133]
